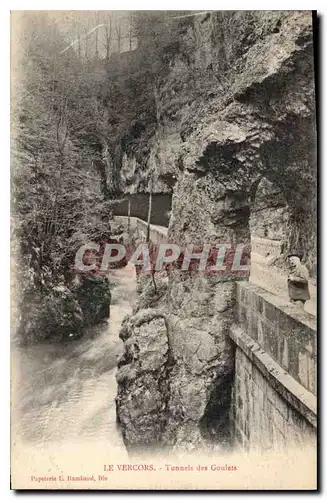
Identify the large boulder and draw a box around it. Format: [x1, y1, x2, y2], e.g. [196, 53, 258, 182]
[75, 274, 111, 326]
[116, 310, 170, 449]
[17, 285, 84, 343]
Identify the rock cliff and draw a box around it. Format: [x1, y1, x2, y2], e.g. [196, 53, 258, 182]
[116, 11, 316, 451]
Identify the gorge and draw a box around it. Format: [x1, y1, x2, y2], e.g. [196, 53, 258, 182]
[12, 10, 317, 469]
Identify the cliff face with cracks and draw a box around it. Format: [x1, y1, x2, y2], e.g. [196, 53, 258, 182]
[116, 11, 316, 451]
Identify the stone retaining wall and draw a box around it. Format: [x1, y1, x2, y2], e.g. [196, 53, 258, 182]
[113, 216, 168, 245]
[231, 282, 317, 451]
[230, 332, 316, 451]
[235, 282, 317, 394]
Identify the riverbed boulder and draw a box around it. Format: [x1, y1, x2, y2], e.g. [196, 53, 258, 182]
[116, 310, 170, 449]
[18, 285, 84, 343]
[75, 274, 111, 326]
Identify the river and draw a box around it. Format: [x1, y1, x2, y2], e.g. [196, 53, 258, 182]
[11, 263, 137, 459]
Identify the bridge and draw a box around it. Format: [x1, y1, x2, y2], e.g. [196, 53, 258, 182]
[113, 215, 317, 451]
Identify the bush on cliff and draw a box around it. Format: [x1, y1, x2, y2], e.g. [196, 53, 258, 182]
[17, 275, 111, 344]
[75, 275, 111, 326]
[18, 286, 84, 344]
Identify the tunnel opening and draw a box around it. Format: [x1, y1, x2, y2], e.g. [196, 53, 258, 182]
[112, 193, 172, 227]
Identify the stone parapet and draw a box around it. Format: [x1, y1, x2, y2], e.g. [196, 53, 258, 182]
[236, 281, 317, 395]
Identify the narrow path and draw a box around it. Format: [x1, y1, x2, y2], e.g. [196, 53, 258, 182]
[117, 215, 316, 317]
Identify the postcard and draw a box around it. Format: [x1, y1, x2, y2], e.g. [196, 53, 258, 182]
[10, 10, 317, 490]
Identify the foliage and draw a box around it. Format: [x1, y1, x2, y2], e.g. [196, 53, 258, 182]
[75, 275, 111, 326]
[11, 13, 116, 342]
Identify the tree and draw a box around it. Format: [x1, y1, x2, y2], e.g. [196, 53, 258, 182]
[11, 12, 117, 341]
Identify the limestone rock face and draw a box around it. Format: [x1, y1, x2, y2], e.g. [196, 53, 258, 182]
[249, 178, 289, 241]
[116, 11, 316, 450]
[116, 310, 171, 449]
[116, 274, 235, 451]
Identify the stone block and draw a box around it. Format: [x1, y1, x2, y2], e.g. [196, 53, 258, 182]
[267, 328, 279, 361]
[274, 393, 288, 419]
[265, 418, 275, 446]
[255, 317, 264, 345]
[288, 407, 303, 431]
[305, 339, 316, 356]
[281, 337, 289, 370]
[307, 355, 317, 395]
[263, 302, 279, 324]
[256, 294, 264, 314]
[251, 364, 258, 384]
[287, 338, 300, 382]
[298, 349, 309, 389]
[266, 383, 277, 404]
[240, 286, 249, 305]
[266, 398, 273, 421]
[277, 310, 296, 337]
[235, 351, 241, 371]
[236, 304, 244, 325]
[290, 323, 316, 346]
[249, 315, 259, 341]
[236, 374, 241, 393]
[258, 386, 265, 411]
[241, 350, 252, 372]
[273, 407, 286, 434]
[260, 321, 272, 352]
